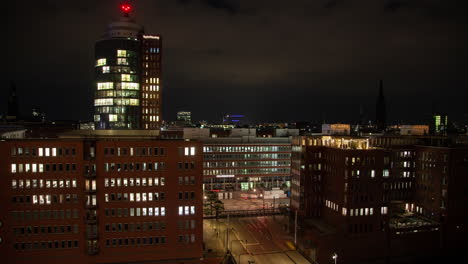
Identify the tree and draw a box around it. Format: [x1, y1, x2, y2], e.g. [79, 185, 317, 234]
[213, 199, 225, 220]
[203, 191, 225, 219]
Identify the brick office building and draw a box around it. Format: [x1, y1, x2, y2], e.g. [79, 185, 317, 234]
[0, 133, 203, 264]
[291, 135, 468, 264]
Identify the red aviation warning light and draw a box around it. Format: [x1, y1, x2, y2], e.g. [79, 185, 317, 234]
[120, 1, 132, 15]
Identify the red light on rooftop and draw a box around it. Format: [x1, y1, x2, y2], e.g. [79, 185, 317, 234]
[120, 3, 132, 14]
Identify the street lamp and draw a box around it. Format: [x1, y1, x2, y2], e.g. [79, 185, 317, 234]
[332, 253, 338, 264]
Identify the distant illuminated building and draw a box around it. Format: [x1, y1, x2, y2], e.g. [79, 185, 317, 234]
[94, 2, 162, 130]
[223, 114, 245, 126]
[433, 114, 448, 135]
[321, 124, 351, 135]
[399, 125, 429, 136]
[177, 111, 192, 126]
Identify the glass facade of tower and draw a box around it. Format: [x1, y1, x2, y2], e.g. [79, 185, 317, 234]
[94, 39, 141, 129]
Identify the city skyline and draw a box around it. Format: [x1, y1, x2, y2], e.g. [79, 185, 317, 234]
[4, 0, 467, 124]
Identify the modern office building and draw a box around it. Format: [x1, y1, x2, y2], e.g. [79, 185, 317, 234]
[432, 114, 448, 135]
[94, 2, 162, 130]
[0, 132, 203, 264]
[290, 135, 467, 264]
[183, 128, 293, 192]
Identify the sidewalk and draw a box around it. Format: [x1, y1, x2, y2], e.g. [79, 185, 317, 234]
[203, 219, 226, 260]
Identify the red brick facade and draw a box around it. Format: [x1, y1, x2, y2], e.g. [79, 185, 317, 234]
[0, 139, 203, 264]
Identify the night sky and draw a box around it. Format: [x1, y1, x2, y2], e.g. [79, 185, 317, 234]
[4, 0, 468, 124]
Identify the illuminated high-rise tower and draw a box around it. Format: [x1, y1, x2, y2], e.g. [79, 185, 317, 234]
[94, 1, 162, 130]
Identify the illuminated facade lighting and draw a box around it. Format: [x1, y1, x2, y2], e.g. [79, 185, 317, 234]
[93, 2, 162, 130]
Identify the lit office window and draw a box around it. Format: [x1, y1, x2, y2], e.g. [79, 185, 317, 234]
[121, 82, 139, 90]
[122, 74, 131, 81]
[383, 169, 390, 177]
[97, 82, 114, 90]
[178, 206, 183, 216]
[190, 206, 195, 215]
[109, 114, 118, 122]
[190, 147, 195, 156]
[11, 164, 17, 173]
[96, 58, 106, 66]
[32, 164, 37, 173]
[117, 58, 128, 65]
[102, 66, 110, 73]
[117, 50, 128, 57]
[52, 148, 57, 156]
[38, 148, 44, 157]
[381, 206, 388, 215]
[184, 206, 189, 215]
[155, 207, 160, 216]
[184, 147, 189, 156]
[161, 207, 165, 216]
[94, 98, 113, 106]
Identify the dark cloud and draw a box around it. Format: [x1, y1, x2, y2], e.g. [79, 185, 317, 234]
[3, 0, 468, 124]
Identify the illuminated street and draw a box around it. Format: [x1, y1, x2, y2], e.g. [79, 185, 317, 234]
[204, 216, 310, 264]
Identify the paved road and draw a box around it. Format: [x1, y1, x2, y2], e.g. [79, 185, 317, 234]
[204, 216, 310, 264]
[222, 197, 290, 211]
